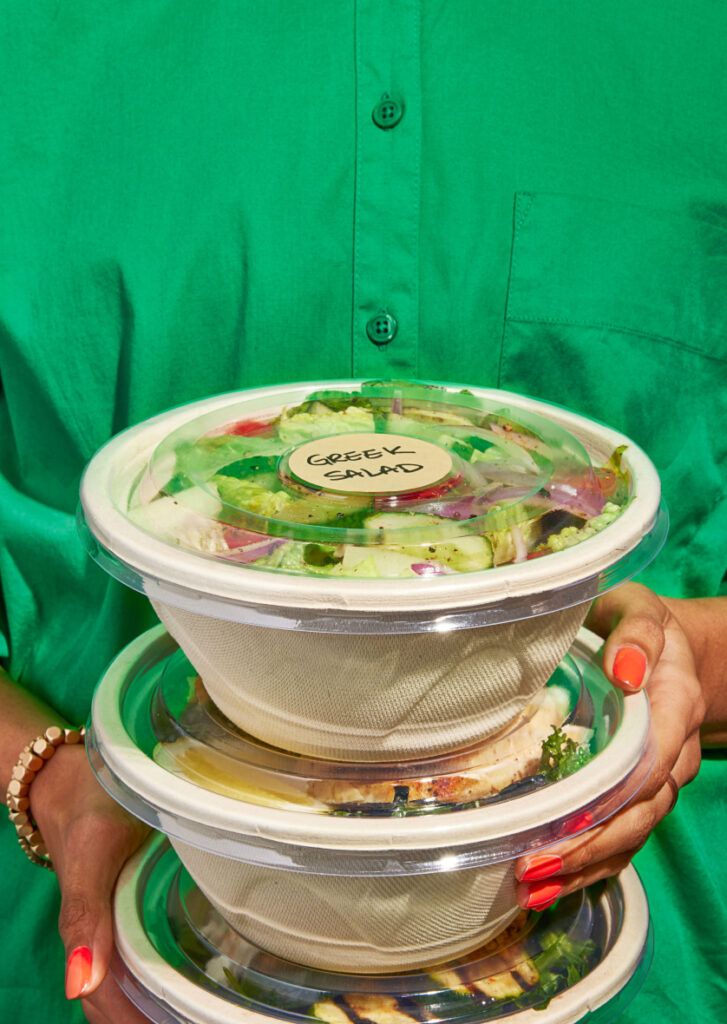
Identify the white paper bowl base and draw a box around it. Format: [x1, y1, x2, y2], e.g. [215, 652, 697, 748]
[153, 601, 586, 761]
[170, 837, 518, 973]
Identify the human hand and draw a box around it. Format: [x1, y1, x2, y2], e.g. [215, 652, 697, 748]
[514, 582, 705, 910]
[31, 742, 149, 1023]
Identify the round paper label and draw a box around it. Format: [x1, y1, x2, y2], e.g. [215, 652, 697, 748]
[287, 432, 454, 495]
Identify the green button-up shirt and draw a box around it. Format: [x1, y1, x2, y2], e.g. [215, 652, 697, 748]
[1, 4, 726, 1021]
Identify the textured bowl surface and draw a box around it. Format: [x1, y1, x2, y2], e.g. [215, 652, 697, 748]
[153, 600, 586, 759]
[171, 836, 518, 973]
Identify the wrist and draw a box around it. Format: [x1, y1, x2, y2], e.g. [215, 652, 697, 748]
[30, 742, 86, 836]
[662, 595, 727, 726]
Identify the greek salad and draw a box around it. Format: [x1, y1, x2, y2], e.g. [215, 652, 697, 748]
[131, 383, 631, 579]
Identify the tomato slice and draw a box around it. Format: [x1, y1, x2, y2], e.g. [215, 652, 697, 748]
[226, 418, 275, 437]
[223, 527, 267, 549]
[556, 468, 616, 501]
[394, 472, 464, 503]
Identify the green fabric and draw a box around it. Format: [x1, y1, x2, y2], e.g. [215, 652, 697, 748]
[1, 3, 726, 1021]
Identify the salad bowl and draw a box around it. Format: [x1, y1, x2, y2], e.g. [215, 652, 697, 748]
[113, 834, 653, 1024]
[80, 380, 665, 761]
[89, 625, 653, 973]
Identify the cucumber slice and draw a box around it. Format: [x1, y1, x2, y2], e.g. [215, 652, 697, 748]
[341, 546, 419, 577]
[364, 515, 493, 571]
[216, 455, 278, 482]
[365, 512, 442, 532]
[282, 494, 372, 525]
[393, 535, 493, 572]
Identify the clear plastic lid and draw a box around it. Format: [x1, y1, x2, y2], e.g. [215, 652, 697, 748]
[88, 625, 654, 873]
[129, 381, 631, 578]
[149, 647, 595, 816]
[79, 380, 666, 630]
[113, 835, 653, 1024]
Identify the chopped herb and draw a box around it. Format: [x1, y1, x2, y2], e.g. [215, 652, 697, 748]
[540, 727, 593, 781]
[514, 933, 597, 1010]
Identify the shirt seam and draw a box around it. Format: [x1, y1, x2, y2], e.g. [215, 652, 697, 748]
[498, 195, 524, 386]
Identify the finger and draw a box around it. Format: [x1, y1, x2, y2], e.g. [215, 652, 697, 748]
[586, 583, 668, 692]
[669, 730, 703, 791]
[81, 971, 150, 1024]
[516, 851, 636, 909]
[516, 805, 654, 887]
[515, 731, 701, 886]
[59, 812, 146, 999]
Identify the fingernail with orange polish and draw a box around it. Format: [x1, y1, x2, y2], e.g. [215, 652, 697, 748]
[613, 647, 647, 689]
[524, 880, 563, 910]
[520, 854, 563, 882]
[65, 946, 92, 1000]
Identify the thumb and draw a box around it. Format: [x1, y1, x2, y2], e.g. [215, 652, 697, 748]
[57, 813, 143, 1000]
[586, 582, 668, 693]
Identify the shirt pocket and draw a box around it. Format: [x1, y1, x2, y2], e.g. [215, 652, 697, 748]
[499, 191, 727, 597]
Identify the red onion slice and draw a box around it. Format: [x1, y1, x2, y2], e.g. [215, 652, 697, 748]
[223, 527, 270, 549]
[411, 561, 451, 576]
[545, 480, 605, 519]
[223, 538, 287, 563]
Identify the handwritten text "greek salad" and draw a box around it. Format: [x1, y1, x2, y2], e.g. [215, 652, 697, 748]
[306, 444, 424, 481]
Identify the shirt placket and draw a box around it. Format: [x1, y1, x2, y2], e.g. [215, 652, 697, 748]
[352, 0, 421, 377]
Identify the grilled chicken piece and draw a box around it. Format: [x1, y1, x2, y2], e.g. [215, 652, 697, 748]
[471, 970, 524, 1000]
[511, 953, 540, 987]
[309, 687, 575, 808]
[313, 1001, 356, 1024]
[313, 995, 423, 1024]
[347, 994, 423, 1024]
[430, 912, 540, 1004]
[313, 915, 541, 1024]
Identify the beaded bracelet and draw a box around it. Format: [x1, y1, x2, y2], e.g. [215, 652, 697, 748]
[5, 725, 86, 869]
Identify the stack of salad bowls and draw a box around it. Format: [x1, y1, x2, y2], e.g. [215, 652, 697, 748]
[79, 379, 666, 1020]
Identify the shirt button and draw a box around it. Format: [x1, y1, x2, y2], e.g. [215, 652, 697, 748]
[372, 95, 404, 130]
[366, 312, 398, 345]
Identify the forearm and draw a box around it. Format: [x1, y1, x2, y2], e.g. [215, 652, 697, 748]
[663, 596, 727, 744]
[0, 666, 69, 792]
